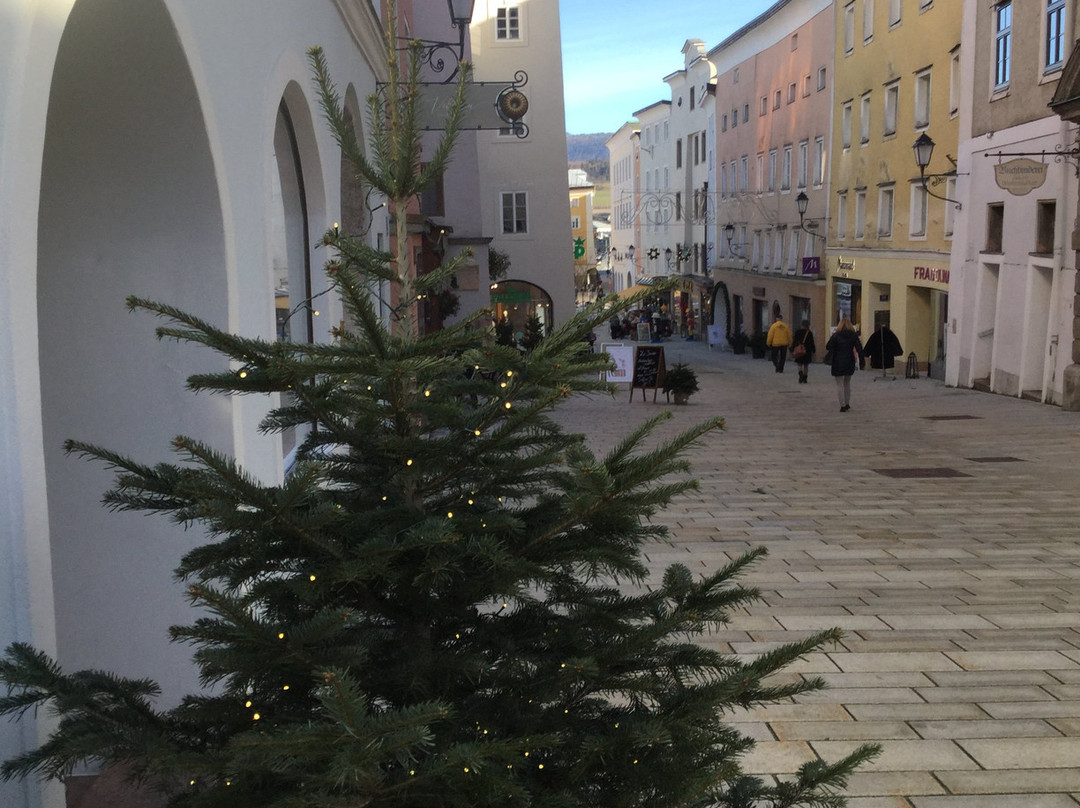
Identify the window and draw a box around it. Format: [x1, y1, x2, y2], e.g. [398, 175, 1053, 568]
[949, 48, 961, 116]
[914, 68, 931, 129]
[743, 104, 750, 123]
[803, 75, 812, 97]
[844, 2, 855, 53]
[768, 149, 777, 192]
[855, 190, 866, 239]
[781, 145, 792, 190]
[863, 0, 874, 42]
[758, 153, 766, 193]
[842, 100, 853, 148]
[721, 163, 728, 196]
[986, 202, 1004, 251]
[877, 186, 894, 237]
[690, 86, 696, 110]
[1036, 200, 1056, 253]
[883, 82, 898, 136]
[818, 66, 827, 90]
[837, 192, 848, 239]
[730, 160, 737, 194]
[798, 140, 808, 188]
[733, 67, 740, 83]
[740, 156, 749, 192]
[675, 192, 682, 221]
[791, 33, 799, 50]
[910, 183, 928, 237]
[496, 6, 520, 40]
[676, 139, 682, 168]
[700, 130, 707, 163]
[995, 2, 1012, 89]
[501, 191, 527, 233]
[788, 82, 797, 103]
[732, 107, 739, 127]
[814, 135, 826, 185]
[721, 113, 728, 132]
[944, 177, 956, 237]
[693, 133, 700, 166]
[860, 92, 871, 144]
[570, 215, 580, 230]
[760, 96, 768, 116]
[889, 0, 902, 26]
[1047, 0, 1066, 72]
[774, 90, 782, 110]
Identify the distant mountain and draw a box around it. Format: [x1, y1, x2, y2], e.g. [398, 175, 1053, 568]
[567, 133, 612, 163]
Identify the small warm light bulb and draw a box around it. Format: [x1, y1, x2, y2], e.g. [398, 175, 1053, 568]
[245, 700, 252, 708]
[409, 770, 416, 776]
[474, 430, 481, 436]
[455, 633, 461, 639]
[367, 385, 372, 391]
[278, 632, 285, 639]
[406, 459, 414, 466]
[226, 781, 232, 786]
[468, 499, 474, 505]
[333, 221, 340, 229]
[538, 764, 544, 770]
[424, 390, 431, 397]
[464, 767, 470, 773]
[253, 713, 261, 721]
[313, 310, 320, 316]
[560, 663, 566, 668]
[190, 780, 196, 786]
[504, 402, 512, 409]
[282, 685, 290, 691]
[506, 370, 514, 377]
[447, 512, 453, 519]
[382, 495, 388, 501]
[500, 382, 507, 388]
[309, 574, 317, 582]
[524, 752, 529, 757]
[238, 370, 248, 379]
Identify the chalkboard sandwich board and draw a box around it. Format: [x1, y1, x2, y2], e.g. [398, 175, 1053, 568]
[630, 345, 665, 402]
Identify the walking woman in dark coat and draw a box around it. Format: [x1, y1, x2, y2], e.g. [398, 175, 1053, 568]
[825, 317, 865, 412]
[791, 320, 816, 383]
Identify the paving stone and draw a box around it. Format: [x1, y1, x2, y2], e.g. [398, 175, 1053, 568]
[843, 772, 947, 796]
[910, 796, 1079, 807]
[910, 718, 1063, 739]
[739, 740, 817, 774]
[957, 737, 1080, 769]
[772, 720, 919, 741]
[811, 740, 977, 771]
[829, 652, 962, 673]
[946, 651, 1078, 671]
[937, 769, 1080, 794]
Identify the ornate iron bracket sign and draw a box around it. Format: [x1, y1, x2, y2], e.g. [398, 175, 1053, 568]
[407, 71, 530, 138]
[983, 143, 1080, 176]
[615, 190, 717, 226]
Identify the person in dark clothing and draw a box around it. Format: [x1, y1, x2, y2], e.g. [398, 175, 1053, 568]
[791, 320, 816, 384]
[825, 317, 865, 412]
[864, 324, 903, 370]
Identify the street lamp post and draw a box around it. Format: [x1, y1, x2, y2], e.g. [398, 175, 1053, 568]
[912, 133, 962, 209]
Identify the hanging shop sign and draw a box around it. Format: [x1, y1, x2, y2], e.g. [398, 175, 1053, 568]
[801, 256, 821, 275]
[836, 256, 855, 271]
[994, 158, 1048, 196]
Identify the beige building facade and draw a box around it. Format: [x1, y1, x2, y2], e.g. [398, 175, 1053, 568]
[825, 0, 962, 375]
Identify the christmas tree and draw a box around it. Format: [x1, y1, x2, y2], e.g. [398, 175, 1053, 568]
[0, 9, 876, 808]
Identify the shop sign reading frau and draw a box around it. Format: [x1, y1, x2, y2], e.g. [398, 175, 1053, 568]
[994, 158, 1048, 196]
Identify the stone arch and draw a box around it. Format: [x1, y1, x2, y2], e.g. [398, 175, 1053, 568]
[37, 0, 229, 696]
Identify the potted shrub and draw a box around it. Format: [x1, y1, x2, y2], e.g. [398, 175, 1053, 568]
[748, 331, 768, 359]
[729, 331, 749, 355]
[662, 362, 700, 405]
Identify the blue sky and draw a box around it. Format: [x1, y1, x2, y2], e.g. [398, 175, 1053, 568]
[559, 0, 781, 134]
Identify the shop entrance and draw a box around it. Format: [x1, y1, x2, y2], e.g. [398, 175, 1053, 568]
[834, 279, 862, 331]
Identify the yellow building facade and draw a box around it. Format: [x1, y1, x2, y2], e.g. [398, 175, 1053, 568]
[827, 0, 961, 373]
[569, 174, 597, 303]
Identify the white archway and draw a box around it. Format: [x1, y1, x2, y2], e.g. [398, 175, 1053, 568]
[37, 0, 229, 698]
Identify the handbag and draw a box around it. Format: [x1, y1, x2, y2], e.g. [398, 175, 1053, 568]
[791, 329, 809, 361]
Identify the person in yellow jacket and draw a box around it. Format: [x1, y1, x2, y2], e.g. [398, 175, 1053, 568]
[765, 313, 793, 373]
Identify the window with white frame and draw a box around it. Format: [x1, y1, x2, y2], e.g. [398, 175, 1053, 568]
[860, 92, 871, 144]
[768, 149, 777, 192]
[774, 90, 782, 110]
[758, 153, 766, 193]
[774, 229, 785, 271]
[571, 216, 580, 230]
[995, 2, 1012, 89]
[814, 136, 826, 185]
[914, 68, 931, 129]
[877, 186, 894, 237]
[844, 2, 855, 53]
[842, 100, 853, 148]
[496, 6, 520, 40]
[837, 192, 848, 239]
[944, 177, 956, 237]
[818, 66, 827, 90]
[743, 103, 750, 123]
[910, 182, 928, 237]
[721, 163, 728, 197]
[1046, 0, 1066, 72]
[863, 0, 874, 42]
[760, 95, 769, 116]
[740, 156, 749, 192]
[889, 0, 901, 26]
[798, 140, 808, 188]
[803, 74, 812, 97]
[501, 191, 527, 233]
[788, 229, 800, 271]
[949, 48, 960, 115]
[788, 82, 797, 103]
[884, 81, 898, 136]
[762, 229, 772, 269]
[855, 190, 866, 239]
[730, 160, 737, 193]
[782, 145, 792, 191]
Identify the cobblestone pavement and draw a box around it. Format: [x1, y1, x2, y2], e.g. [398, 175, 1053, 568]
[556, 336, 1080, 808]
